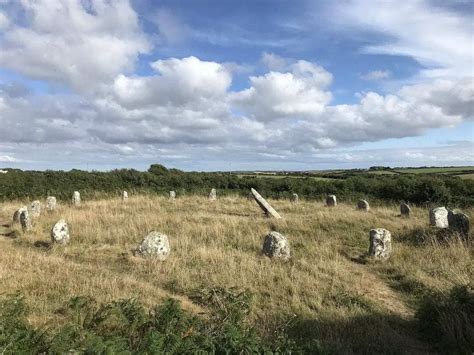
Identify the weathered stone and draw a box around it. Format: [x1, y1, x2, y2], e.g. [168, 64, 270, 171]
[122, 191, 128, 201]
[13, 206, 28, 223]
[290, 193, 299, 203]
[72, 191, 81, 206]
[20, 209, 31, 232]
[169, 191, 176, 200]
[429, 207, 449, 228]
[46, 196, 57, 211]
[262, 231, 290, 260]
[51, 219, 70, 244]
[247, 192, 254, 201]
[400, 203, 411, 217]
[326, 194, 337, 207]
[30, 200, 41, 218]
[250, 188, 282, 219]
[368, 228, 392, 260]
[357, 199, 370, 211]
[209, 188, 217, 200]
[134, 231, 170, 260]
[448, 210, 470, 236]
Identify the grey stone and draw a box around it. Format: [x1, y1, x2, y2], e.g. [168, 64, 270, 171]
[250, 188, 282, 219]
[290, 193, 299, 203]
[30, 200, 41, 218]
[46, 196, 57, 211]
[429, 207, 449, 228]
[51, 219, 70, 244]
[122, 191, 128, 201]
[135, 231, 170, 260]
[169, 191, 176, 200]
[400, 203, 411, 217]
[326, 194, 337, 207]
[72, 191, 81, 206]
[13, 206, 28, 223]
[247, 192, 254, 201]
[20, 209, 31, 232]
[262, 231, 290, 260]
[448, 210, 470, 236]
[368, 228, 392, 260]
[209, 188, 217, 200]
[357, 199, 370, 211]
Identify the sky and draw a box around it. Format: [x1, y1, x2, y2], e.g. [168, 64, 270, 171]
[0, 0, 473, 171]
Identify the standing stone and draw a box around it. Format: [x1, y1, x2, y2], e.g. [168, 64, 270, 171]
[400, 203, 411, 217]
[20, 209, 31, 232]
[72, 191, 81, 206]
[250, 188, 282, 219]
[209, 188, 217, 200]
[429, 207, 449, 228]
[368, 228, 392, 260]
[448, 210, 470, 236]
[46, 196, 57, 211]
[51, 219, 70, 244]
[326, 194, 337, 207]
[134, 231, 170, 260]
[30, 200, 41, 218]
[262, 231, 290, 260]
[247, 192, 254, 201]
[169, 191, 176, 200]
[13, 206, 28, 223]
[290, 193, 299, 203]
[357, 199, 370, 211]
[122, 191, 128, 201]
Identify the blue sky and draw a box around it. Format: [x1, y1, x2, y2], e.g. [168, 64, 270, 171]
[0, 0, 472, 171]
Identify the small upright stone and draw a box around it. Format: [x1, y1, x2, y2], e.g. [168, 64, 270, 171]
[368, 228, 392, 260]
[169, 191, 176, 200]
[326, 194, 337, 207]
[51, 219, 70, 244]
[357, 199, 370, 211]
[262, 231, 290, 260]
[448, 210, 470, 236]
[20, 209, 31, 232]
[46, 196, 57, 211]
[290, 193, 299, 203]
[429, 207, 449, 228]
[30, 200, 41, 218]
[247, 192, 254, 201]
[72, 191, 81, 206]
[250, 188, 282, 219]
[209, 188, 217, 200]
[400, 203, 411, 217]
[134, 231, 170, 260]
[13, 206, 28, 223]
[122, 191, 128, 201]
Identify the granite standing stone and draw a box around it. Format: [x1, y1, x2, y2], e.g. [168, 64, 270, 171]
[326, 195, 337, 207]
[13, 206, 28, 223]
[30, 200, 41, 218]
[46, 196, 57, 211]
[20, 209, 31, 232]
[400, 203, 411, 217]
[291, 193, 299, 203]
[448, 210, 470, 236]
[357, 199, 370, 211]
[169, 191, 176, 200]
[250, 188, 282, 219]
[262, 231, 290, 260]
[51, 219, 70, 244]
[209, 188, 217, 200]
[429, 207, 449, 228]
[134, 231, 171, 260]
[368, 228, 392, 260]
[122, 191, 128, 201]
[72, 191, 81, 206]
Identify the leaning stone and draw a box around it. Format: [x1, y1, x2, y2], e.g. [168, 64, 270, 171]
[122, 191, 128, 201]
[429, 207, 449, 228]
[30, 200, 41, 218]
[250, 188, 282, 219]
[209, 188, 217, 200]
[72, 191, 81, 206]
[51, 219, 70, 244]
[368, 228, 392, 260]
[134, 231, 170, 260]
[20, 209, 31, 232]
[290, 193, 299, 203]
[169, 191, 176, 200]
[448, 210, 470, 236]
[46, 196, 57, 211]
[13, 206, 28, 223]
[262, 231, 290, 260]
[326, 195, 337, 207]
[357, 199, 370, 211]
[400, 203, 411, 217]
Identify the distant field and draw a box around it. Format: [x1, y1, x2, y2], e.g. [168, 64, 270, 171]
[237, 173, 332, 181]
[394, 166, 474, 174]
[458, 173, 474, 180]
[367, 170, 398, 175]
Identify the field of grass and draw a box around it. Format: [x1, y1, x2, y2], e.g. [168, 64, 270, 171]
[394, 166, 474, 174]
[0, 195, 472, 353]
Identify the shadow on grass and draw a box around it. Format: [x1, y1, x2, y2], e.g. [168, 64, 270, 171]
[396, 226, 471, 246]
[33, 240, 52, 249]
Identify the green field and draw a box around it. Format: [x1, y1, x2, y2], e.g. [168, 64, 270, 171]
[394, 166, 474, 174]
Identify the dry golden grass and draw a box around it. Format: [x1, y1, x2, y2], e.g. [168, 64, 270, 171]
[0, 195, 472, 352]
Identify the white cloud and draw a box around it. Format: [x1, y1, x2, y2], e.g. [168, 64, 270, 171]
[360, 70, 392, 81]
[151, 8, 188, 43]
